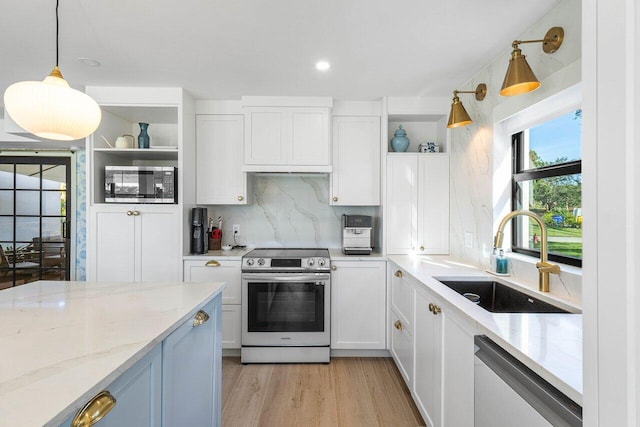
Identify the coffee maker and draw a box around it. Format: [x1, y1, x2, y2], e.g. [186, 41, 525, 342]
[342, 214, 373, 255]
[191, 207, 208, 254]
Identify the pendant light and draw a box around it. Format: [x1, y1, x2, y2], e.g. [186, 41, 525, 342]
[3, 0, 101, 141]
[447, 83, 487, 128]
[499, 27, 564, 97]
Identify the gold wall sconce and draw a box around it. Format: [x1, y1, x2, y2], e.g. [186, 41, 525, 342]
[447, 83, 487, 128]
[500, 26, 564, 96]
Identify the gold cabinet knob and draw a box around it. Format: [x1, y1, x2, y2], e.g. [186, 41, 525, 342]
[237, 195, 244, 201]
[331, 265, 337, 271]
[428, 303, 434, 312]
[132, 210, 140, 216]
[205, 260, 221, 267]
[394, 270, 403, 278]
[420, 246, 424, 252]
[394, 320, 403, 330]
[332, 196, 338, 202]
[126, 210, 133, 216]
[193, 310, 210, 326]
[432, 305, 441, 315]
[71, 390, 116, 427]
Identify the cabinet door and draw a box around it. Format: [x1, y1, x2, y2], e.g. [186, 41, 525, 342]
[331, 116, 381, 205]
[417, 154, 450, 254]
[390, 309, 414, 389]
[330, 260, 386, 349]
[386, 155, 418, 254]
[184, 259, 241, 305]
[61, 346, 162, 427]
[390, 267, 414, 329]
[89, 207, 136, 282]
[196, 115, 248, 205]
[414, 288, 443, 427]
[221, 304, 242, 349]
[162, 297, 222, 427]
[290, 108, 330, 166]
[138, 208, 181, 282]
[244, 108, 286, 165]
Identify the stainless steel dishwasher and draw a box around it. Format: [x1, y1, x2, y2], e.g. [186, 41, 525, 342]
[474, 335, 582, 427]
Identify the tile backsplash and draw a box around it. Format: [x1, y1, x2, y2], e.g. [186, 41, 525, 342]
[203, 174, 378, 249]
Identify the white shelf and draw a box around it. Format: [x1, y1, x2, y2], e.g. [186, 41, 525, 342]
[93, 147, 178, 161]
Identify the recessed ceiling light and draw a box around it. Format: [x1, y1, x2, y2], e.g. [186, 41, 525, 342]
[77, 57, 101, 67]
[315, 61, 331, 72]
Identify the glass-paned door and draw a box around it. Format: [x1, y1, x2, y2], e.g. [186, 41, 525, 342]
[0, 157, 71, 289]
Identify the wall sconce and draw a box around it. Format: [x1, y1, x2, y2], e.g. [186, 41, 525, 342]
[500, 27, 564, 96]
[447, 83, 487, 128]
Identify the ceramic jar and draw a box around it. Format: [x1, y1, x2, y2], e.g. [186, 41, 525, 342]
[390, 125, 410, 152]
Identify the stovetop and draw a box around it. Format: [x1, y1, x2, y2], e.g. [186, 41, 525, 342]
[242, 248, 331, 272]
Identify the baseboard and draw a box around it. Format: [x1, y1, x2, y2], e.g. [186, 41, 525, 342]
[223, 348, 241, 357]
[330, 349, 391, 358]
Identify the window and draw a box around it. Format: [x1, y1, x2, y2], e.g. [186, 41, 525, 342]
[511, 109, 582, 267]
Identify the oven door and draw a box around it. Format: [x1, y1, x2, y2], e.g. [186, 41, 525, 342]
[242, 273, 330, 347]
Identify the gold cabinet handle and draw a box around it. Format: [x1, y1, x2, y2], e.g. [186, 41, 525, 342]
[193, 310, 210, 326]
[332, 196, 338, 202]
[420, 246, 424, 251]
[394, 320, 403, 330]
[126, 210, 133, 216]
[132, 210, 140, 216]
[205, 260, 221, 267]
[394, 270, 403, 278]
[428, 303, 434, 312]
[237, 195, 244, 201]
[71, 390, 116, 427]
[331, 265, 337, 271]
[432, 305, 441, 315]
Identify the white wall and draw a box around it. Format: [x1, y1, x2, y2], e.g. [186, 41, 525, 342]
[448, 0, 582, 301]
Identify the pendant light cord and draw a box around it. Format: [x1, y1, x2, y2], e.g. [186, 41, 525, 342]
[55, 0, 59, 67]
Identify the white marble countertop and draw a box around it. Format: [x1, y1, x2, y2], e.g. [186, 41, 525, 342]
[388, 254, 583, 405]
[328, 248, 387, 261]
[183, 247, 254, 260]
[0, 280, 225, 427]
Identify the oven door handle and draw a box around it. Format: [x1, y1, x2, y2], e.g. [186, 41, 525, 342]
[242, 273, 330, 282]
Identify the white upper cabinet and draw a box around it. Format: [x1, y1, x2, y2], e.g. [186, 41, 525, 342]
[196, 114, 249, 204]
[331, 115, 381, 205]
[241, 97, 332, 172]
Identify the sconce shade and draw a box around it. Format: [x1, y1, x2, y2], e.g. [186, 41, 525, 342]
[499, 49, 541, 96]
[4, 66, 102, 141]
[447, 97, 472, 128]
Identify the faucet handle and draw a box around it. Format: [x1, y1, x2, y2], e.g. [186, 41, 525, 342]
[536, 261, 561, 274]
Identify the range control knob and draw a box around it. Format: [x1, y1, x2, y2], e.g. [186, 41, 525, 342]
[257, 258, 266, 266]
[246, 258, 254, 266]
[317, 259, 326, 267]
[307, 259, 315, 266]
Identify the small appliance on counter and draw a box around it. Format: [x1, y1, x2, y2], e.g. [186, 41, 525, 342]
[342, 214, 373, 255]
[191, 207, 208, 254]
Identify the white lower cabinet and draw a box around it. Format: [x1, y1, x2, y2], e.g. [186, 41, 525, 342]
[330, 260, 386, 349]
[60, 295, 222, 427]
[87, 205, 181, 282]
[390, 309, 414, 388]
[184, 258, 242, 349]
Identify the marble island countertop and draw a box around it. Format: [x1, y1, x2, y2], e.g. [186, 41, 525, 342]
[0, 280, 225, 427]
[388, 254, 583, 406]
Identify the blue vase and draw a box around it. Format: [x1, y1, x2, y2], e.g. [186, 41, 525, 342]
[138, 123, 150, 149]
[390, 125, 410, 152]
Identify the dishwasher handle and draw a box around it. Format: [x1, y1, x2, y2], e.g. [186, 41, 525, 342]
[474, 335, 582, 427]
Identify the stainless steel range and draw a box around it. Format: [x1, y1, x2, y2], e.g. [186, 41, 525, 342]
[241, 248, 331, 363]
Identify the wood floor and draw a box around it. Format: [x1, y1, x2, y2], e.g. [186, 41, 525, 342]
[222, 357, 425, 427]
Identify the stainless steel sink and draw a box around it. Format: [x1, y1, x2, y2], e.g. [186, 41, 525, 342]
[434, 278, 571, 314]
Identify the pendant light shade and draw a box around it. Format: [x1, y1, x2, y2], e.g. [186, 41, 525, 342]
[3, 0, 101, 141]
[447, 83, 487, 129]
[499, 27, 564, 97]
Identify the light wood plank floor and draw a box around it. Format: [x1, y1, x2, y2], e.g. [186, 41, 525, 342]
[222, 357, 426, 427]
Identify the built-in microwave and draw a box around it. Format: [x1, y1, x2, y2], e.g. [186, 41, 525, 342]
[104, 166, 177, 203]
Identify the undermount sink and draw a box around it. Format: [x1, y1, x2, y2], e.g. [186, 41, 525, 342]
[434, 278, 571, 314]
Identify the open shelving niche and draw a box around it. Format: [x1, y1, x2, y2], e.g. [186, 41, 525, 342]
[89, 105, 180, 205]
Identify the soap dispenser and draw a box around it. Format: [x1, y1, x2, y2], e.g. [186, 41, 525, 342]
[496, 249, 510, 275]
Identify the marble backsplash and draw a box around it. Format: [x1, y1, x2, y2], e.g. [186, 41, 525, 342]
[202, 174, 379, 249]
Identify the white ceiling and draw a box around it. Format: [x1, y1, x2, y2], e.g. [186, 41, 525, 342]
[1, 0, 560, 104]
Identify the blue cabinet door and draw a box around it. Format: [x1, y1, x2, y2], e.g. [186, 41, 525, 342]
[162, 295, 222, 427]
[60, 346, 162, 427]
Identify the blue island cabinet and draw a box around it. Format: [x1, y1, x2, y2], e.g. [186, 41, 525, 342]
[58, 295, 221, 427]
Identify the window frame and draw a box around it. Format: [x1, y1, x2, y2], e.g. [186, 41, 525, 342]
[511, 131, 582, 267]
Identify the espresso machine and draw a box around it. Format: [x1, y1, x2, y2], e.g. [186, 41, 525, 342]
[191, 207, 208, 254]
[342, 214, 373, 255]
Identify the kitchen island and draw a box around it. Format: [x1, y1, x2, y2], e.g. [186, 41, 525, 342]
[0, 280, 224, 427]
